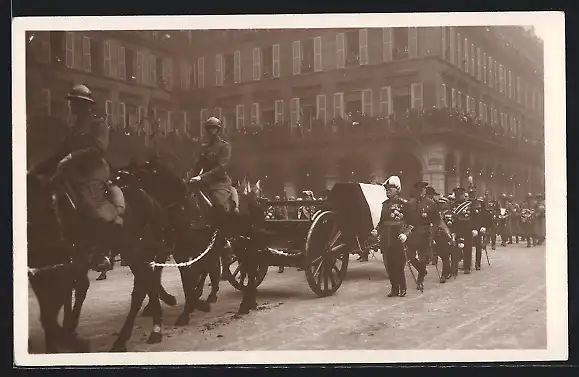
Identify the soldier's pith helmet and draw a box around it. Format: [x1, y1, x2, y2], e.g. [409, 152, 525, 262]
[65, 84, 95, 104]
[204, 117, 222, 130]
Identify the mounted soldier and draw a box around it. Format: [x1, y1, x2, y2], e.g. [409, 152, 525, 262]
[189, 117, 235, 225]
[28, 84, 125, 271]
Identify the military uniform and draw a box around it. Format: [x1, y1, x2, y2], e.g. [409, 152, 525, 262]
[495, 194, 510, 247]
[482, 194, 499, 250]
[507, 195, 521, 244]
[192, 137, 233, 219]
[404, 182, 441, 290]
[449, 187, 481, 274]
[519, 193, 536, 247]
[432, 197, 455, 283]
[377, 193, 410, 297]
[534, 194, 546, 245]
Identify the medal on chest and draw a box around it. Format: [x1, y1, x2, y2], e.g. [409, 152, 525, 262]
[390, 203, 404, 220]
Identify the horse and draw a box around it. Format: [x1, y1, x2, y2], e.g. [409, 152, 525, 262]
[27, 173, 93, 353]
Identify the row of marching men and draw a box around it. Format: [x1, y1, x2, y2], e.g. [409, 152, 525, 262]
[373, 175, 546, 298]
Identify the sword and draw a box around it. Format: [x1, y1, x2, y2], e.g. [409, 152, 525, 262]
[403, 243, 419, 288]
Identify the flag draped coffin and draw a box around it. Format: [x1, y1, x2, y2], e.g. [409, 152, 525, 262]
[327, 182, 387, 238]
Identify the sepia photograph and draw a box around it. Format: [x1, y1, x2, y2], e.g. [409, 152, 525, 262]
[12, 12, 567, 365]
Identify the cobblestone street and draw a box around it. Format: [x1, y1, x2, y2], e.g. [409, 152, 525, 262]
[28, 243, 546, 353]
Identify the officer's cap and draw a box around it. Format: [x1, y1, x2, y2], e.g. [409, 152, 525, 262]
[425, 186, 439, 196]
[413, 181, 428, 189]
[383, 176, 401, 190]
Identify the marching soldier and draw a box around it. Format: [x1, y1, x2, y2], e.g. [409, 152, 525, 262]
[449, 187, 481, 274]
[374, 176, 408, 297]
[482, 191, 499, 250]
[496, 194, 510, 247]
[425, 186, 439, 265]
[29, 84, 125, 272]
[466, 178, 486, 271]
[534, 193, 546, 245]
[404, 181, 442, 291]
[507, 195, 521, 244]
[430, 193, 455, 283]
[520, 193, 537, 248]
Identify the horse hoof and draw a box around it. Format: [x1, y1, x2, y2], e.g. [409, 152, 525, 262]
[110, 343, 127, 352]
[141, 305, 154, 317]
[195, 301, 211, 313]
[146, 331, 163, 344]
[206, 294, 218, 304]
[175, 314, 190, 326]
[162, 294, 177, 307]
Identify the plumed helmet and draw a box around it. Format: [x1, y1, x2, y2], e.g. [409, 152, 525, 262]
[65, 84, 95, 104]
[383, 175, 401, 191]
[204, 117, 222, 130]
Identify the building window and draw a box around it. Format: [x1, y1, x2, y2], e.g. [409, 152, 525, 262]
[117, 46, 126, 80]
[382, 28, 393, 62]
[488, 56, 493, 87]
[463, 38, 469, 73]
[393, 28, 409, 59]
[516, 76, 521, 103]
[253, 48, 262, 81]
[290, 97, 301, 126]
[215, 54, 224, 86]
[361, 89, 373, 116]
[234, 51, 241, 83]
[359, 29, 369, 65]
[451, 88, 457, 109]
[250, 103, 260, 125]
[333, 92, 344, 119]
[379, 86, 392, 116]
[181, 62, 191, 90]
[162, 59, 173, 90]
[65, 32, 75, 69]
[235, 104, 245, 129]
[470, 44, 475, 75]
[262, 45, 273, 79]
[345, 30, 360, 66]
[292, 40, 301, 75]
[104, 41, 112, 77]
[408, 27, 418, 58]
[483, 52, 487, 84]
[336, 33, 345, 68]
[476, 47, 482, 80]
[498, 64, 504, 93]
[213, 107, 222, 121]
[449, 27, 455, 65]
[82, 36, 91, 72]
[136, 52, 144, 84]
[456, 33, 462, 70]
[508, 70, 513, 99]
[316, 94, 326, 124]
[197, 57, 205, 88]
[274, 100, 284, 124]
[410, 83, 423, 110]
[457, 90, 462, 110]
[440, 84, 448, 108]
[118, 102, 126, 128]
[470, 97, 476, 117]
[105, 100, 114, 126]
[314, 37, 323, 72]
[272, 44, 280, 78]
[148, 54, 156, 86]
[466, 95, 471, 114]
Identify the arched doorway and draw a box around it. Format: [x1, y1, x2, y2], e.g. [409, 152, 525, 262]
[384, 151, 423, 197]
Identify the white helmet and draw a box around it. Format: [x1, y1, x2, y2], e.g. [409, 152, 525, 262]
[383, 175, 401, 191]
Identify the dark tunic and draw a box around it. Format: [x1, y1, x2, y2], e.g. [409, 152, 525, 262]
[193, 138, 233, 209]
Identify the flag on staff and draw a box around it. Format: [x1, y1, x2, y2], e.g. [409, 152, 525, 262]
[327, 182, 387, 236]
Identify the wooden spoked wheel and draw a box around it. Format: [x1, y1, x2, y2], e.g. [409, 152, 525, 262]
[224, 253, 268, 292]
[304, 211, 349, 297]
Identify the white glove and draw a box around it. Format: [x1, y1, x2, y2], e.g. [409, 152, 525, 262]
[370, 229, 378, 237]
[189, 176, 201, 183]
[480, 227, 486, 233]
[458, 242, 465, 248]
[398, 233, 407, 243]
[472, 230, 478, 237]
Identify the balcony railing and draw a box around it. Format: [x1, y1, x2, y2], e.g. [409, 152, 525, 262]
[229, 108, 545, 159]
